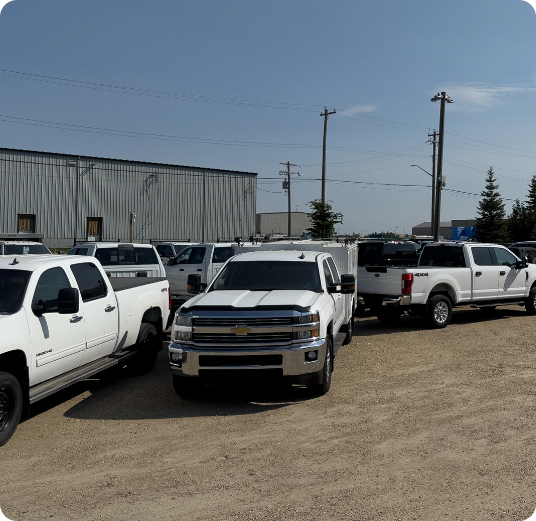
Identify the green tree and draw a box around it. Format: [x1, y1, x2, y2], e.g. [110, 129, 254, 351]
[507, 199, 531, 242]
[307, 200, 343, 239]
[475, 167, 508, 243]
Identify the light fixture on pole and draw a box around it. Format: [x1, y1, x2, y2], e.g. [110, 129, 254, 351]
[430, 92, 453, 241]
[411, 164, 435, 237]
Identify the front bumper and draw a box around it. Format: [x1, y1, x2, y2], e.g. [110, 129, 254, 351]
[169, 337, 327, 378]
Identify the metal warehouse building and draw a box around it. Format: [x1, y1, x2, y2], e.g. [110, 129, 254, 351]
[0, 148, 257, 249]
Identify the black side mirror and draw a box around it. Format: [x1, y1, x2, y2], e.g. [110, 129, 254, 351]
[168, 257, 177, 266]
[340, 274, 356, 294]
[57, 288, 80, 314]
[516, 258, 527, 269]
[31, 299, 46, 317]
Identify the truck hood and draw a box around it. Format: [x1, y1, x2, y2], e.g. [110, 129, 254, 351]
[184, 290, 321, 311]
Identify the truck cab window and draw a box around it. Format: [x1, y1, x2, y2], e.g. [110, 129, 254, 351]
[323, 260, 335, 286]
[33, 267, 71, 312]
[326, 257, 341, 283]
[188, 247, 206, 265]
[70, 262, 107, 301]
[175, 247, 193, 265]
[0, 269, 31, 315]
[493, 248, 517, 268]
[471, 247, 494, 266]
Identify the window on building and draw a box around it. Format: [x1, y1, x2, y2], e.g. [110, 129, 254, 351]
[18, 214, 35, 233]
[86, 217, 102, 242]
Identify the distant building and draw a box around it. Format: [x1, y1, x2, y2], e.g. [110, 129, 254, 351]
[412, 220, 476, 241]
[256, 212, 311, 237]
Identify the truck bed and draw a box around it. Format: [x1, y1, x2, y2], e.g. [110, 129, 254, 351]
[108, 277, 167, 292]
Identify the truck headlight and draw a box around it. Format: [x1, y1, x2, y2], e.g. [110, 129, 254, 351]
[298, 313, 319, 324]
[179, 331, 191, 341]
[175, 314, 192, 326]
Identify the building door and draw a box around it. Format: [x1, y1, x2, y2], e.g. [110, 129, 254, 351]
[18, 214, 35, 233]
[86, 217, 102, 242]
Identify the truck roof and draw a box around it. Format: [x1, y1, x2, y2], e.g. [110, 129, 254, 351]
[75, 242, 155, 248]
[231, 250, 321, 263]
[0, 254, 90, 271]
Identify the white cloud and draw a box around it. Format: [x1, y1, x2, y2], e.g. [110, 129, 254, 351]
[338, 104, 377, 117]
[438, 83, 535, 112]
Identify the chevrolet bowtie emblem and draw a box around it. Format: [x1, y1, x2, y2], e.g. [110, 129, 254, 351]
[230, 325, 251, 335]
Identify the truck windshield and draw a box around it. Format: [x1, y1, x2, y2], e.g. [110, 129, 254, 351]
[210, 261, 322, 292]
[0, 269, 31, 314]
[4, 244, 50, 254]
[419, 246, 466, 267]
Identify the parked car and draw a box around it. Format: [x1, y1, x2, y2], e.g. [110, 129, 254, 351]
[154, 242, 197, 264]
[0, 254, 170, 445]
[357, 241, 536, 328]
[169, 244, 357, 397]
[67, 242, 165, 278]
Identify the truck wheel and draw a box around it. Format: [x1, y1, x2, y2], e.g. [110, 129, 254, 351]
[525, 288, 536, 315]
[126, 323, 159, 375]
[355, 303, 366, 316]
[426, 295, 452, 328]
[172, 375, 205, 399]
[342, 317, 354, 345]
[307, 336, 333, 396]
[376, 308, 402, 325]
[0, 372, 23, 447]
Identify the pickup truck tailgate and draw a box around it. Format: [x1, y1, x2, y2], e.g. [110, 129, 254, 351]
[359, 267, 402, 295]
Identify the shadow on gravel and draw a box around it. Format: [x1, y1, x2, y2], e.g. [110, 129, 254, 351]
[26, 352, 315, 424]
[354, 305, 528, 336]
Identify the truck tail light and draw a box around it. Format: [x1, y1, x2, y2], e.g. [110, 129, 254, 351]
[401, 273, 413, 295]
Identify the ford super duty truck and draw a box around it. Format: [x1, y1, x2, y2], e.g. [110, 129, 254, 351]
[169, 249, 356, 397]
[0, 254, 170, 445]
[358, 242, 536, 328]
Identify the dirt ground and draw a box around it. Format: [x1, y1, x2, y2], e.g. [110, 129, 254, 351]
[3, 305, 536, 521]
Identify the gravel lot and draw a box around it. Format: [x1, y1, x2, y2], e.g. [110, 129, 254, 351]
[3, 305, 536, 521]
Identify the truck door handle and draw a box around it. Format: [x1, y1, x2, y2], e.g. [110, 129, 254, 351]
[179, 269, 184, 271]
[197, 269, 202, 271]
[105, 305, 116, 312]
[500, 271, 506, 276]
[70, 315, 83, 323]
[475, 272, 482, 277]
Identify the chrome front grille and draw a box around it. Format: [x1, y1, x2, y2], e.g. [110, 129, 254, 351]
[193, 332, 292, 344]
[193, 317, 292, 326]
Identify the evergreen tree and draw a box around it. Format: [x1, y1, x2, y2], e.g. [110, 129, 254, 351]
[524, 175, 536, 239]
[507, 199, 531, 242]
[307, 200, 343, 239]
[475, 167, 508, 243]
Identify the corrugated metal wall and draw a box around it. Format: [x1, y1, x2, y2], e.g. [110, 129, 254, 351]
[0, 148, 257, 248]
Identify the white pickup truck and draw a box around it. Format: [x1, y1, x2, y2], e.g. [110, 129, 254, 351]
[360, 242, 536, 328]
[0, 255, 170, 445]
[169, 249, 356, 397]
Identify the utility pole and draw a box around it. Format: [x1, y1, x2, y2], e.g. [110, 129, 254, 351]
[431, 92, 453, 241]
[428, 130, 438, 237]
[320, 108, 336, 205]
[279, 162, 300, 237]
[129, 211, 136, 242]
[72, 160, 97, 246]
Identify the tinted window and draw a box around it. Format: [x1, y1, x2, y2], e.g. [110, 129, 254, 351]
[33, 267, 71, 312]
[494, 247, 517, 268]
[471, 247, 494, 266]
[70, 262, 107, 301]
[156, 245, 174, 257]
[419, 246, 466, 267]
[95, 248, 119, 266]
[358, 243, 383, 266]
[380, 243, 418, 266]
[4, 244, 50, 255]
[212, 247, 234, 263]
[211, 261, 322, 292]
[323, 260, 335, 286]
[67, 247, 89, 256]
[175, 247, 193, 265]
[135, 247, 158, 265]
[0, 269, 31, 314]
[188, 247, 206, 265]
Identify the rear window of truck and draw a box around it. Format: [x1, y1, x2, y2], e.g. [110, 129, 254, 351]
[358, 242, 418, 267]
[4, 244, 50, 255]
[419, 246, 466, 267]
[95, 247, 159, 266]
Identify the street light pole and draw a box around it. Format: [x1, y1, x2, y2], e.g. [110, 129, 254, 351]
[431, 92, 453, 241]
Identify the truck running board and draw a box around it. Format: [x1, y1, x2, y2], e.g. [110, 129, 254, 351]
[471, 301, 525, 309]
[28, 350, 137, 404]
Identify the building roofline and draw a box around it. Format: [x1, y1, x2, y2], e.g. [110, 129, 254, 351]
[0, 147, 258, 176]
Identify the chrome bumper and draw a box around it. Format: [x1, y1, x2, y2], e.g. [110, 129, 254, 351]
[381, 295, 411, 307]
[169, 338, 327, 377]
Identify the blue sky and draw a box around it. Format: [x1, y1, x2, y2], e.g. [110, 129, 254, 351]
[1, 0, 536, 235]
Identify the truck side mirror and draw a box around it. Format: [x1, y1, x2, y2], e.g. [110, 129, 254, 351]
[57, 288, 80, 314]
[168, 257, 177, 266]
[340, 274, 356, 294]
[517, 258, 527, 269]
[187, 274, 207, 294]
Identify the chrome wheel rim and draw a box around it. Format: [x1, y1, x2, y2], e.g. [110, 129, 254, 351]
[434, 301, 449, 324]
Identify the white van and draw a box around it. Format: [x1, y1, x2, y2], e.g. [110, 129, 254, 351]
[67, 242, 166, 278]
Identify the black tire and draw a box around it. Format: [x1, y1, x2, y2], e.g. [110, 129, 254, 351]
[126, 323, 159, 376]
[426, 294, 452, 329]
[172, 375, 205, 399]
[307, 336, 333, 396]
[526, 287, 536, 315]
[376, 307, 402, 325]
[342, 316, 354, 345]
[0, 372, 23, 447]
[354, 303, 366, 316]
